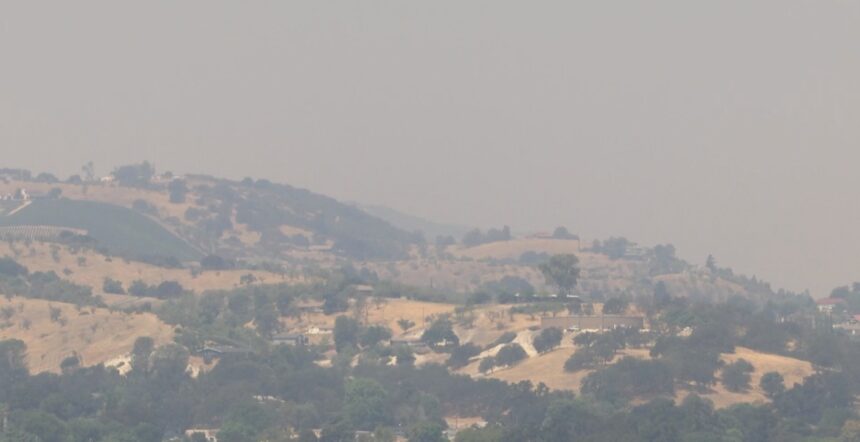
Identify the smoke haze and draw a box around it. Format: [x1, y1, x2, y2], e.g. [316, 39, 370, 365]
[3, 1, 860, 296]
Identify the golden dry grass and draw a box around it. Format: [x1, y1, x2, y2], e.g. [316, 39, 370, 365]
[462, 344, 813, 409]
[475, 347, 651, 392]
[0, 242, 300, 297]
[286, 298, 458, 336]
[0, 297, 174, 374]
[690, 347, 815, 408]
[455, 306, 543, 347]
[367, 258, 544, 294]
[450, 238, 582, 260]
[370, 247, 639, 295]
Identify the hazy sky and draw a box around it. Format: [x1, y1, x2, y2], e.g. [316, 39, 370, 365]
[2, 1, 860, 296]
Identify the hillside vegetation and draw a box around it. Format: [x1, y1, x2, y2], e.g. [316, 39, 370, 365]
[0, 175, 417, 262]
[0, 165, 847, 442]
[0, 198, 200, 261]
[0, 242, 300, 301]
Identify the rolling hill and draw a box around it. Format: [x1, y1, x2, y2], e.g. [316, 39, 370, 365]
[0, 198, 201, 261]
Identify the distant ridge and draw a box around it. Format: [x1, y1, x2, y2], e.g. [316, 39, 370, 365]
[354, 203, 473, 241]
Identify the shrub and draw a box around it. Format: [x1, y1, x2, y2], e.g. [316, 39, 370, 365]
[200, 254, 232, 270]
[102, 278, 125, 294]
[479, 357, 496, 373]
[128, 280, 149, 297]
[155, 281, 184, 299]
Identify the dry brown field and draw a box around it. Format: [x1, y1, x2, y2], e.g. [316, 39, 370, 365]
[0, 296, 174, 374]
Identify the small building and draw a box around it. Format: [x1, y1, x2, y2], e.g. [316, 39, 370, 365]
[296, 300, 325, 314]
[351, 284, 374, 297]
[185, 429, 218, 442]
[816, 297, 845, 314]
[390, 337, 430, 353]
[271, 333, 308, 346]
[836, 322, 860, 337]
[541, 315, 645, 331]
[307, 326, 333, 335]
[198, 345, 252, 364]
[390, 337, 424, 347]
[623, 244, 647, 259]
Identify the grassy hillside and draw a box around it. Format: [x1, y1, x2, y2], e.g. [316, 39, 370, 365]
[0, 176, 419, 261]
[0, 198, 201, 261]
[0, 296, 174, 374]
[0, 242, 301, 301]
[469, 344, 813, 409]
[225, 177, 417, 260]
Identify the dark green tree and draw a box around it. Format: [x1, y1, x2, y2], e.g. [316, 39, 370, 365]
[421, 319, 459, 350]
[131, 336, 154, 374]
[721, 359, 754, 392]
[494, 344, 527, 367]
[447, 343, 481, 369]
[360, 325, 392, 348]
[344, 378, 389, 430]
[334, 316, 361, 352]
[533, 328, 563, 353]
[602, 297, 629, 315]
[407, 421, 445, 442]
[760, 371, 786, 399]
[0, 339, 28, 402]
[539, 254, 580, 296]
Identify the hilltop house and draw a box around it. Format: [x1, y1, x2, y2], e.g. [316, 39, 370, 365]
[296, 300, 325, 315]
[623, 243, 647, 259]
[541, 314, 645, 331]
[198, 345, 252, 364]
[306, 326, 333, 335]
[271, 333, 308, 346]
[184, 429, 218, 442]
[816, 297, 845, 314]
[351, 284, 374, 297]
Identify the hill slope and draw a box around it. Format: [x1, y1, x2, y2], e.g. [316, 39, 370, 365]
[0, 296, 174, 374]
[0, 198, 201, 261]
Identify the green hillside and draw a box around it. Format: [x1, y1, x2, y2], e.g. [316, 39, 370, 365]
[191, 175, 419, 260]
[0, 198, 201, 261]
